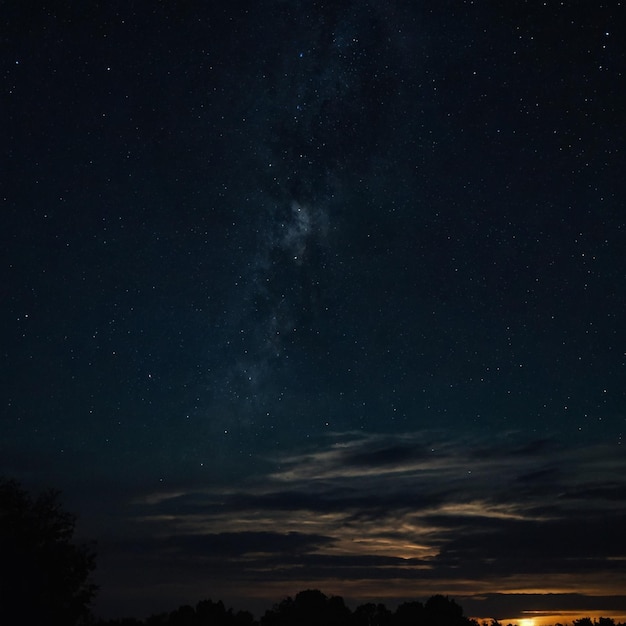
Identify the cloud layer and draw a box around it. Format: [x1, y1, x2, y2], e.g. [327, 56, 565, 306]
[93, 431, 626, 619]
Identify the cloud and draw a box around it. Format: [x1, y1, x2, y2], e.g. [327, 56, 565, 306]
[95, 431, 626, 617]
[460, 594, 626, 620]
[437, 514, 626, 565]
[341, 441, 430, 469]
[104, 531, 334, 560]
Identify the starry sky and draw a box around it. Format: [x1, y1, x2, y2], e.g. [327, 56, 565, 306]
[2, 0, 626, 621]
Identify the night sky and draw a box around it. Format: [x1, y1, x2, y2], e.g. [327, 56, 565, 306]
[2, 0, 626, 621]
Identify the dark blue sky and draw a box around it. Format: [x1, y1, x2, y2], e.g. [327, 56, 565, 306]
[2, 0, 625, 621]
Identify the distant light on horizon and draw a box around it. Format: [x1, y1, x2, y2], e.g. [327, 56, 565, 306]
[470, 611, 626, 626]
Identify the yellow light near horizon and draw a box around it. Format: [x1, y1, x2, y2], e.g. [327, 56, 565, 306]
[473, 617, 537, 626]
[497, 613, 626, 626]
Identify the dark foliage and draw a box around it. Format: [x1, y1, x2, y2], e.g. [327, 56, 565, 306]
[350, 601, 393, 626]
[105, 599, 256, 626]
[0, 478, 97, 626]
[98, 592, 481, 626]
[261, 589, 351, 626]
[97, 592, 626, 626]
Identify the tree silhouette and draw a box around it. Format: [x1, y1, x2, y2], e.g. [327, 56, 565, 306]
[261, 589, 351, 626]
[95, 591, 626, 626]
[423, 595, 469, 626]
[196, 599, 229, 624]
[395, 601, 425, 626]
[351, 602, 393, 626]
[0, 478, 97, 625]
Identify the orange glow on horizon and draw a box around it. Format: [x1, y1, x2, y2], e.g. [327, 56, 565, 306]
[470, 612, 626, 626]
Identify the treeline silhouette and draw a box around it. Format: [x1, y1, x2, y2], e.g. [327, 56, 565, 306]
[0, 478, 97, 625]
[96, 590, 626, 626]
